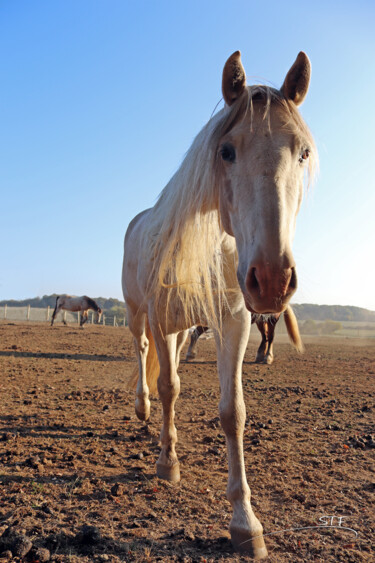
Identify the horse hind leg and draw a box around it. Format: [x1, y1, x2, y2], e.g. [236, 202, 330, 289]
[255, 319, 267, 363]
[185, 329, 199, 361]
[80, 311, 88, 326]
[185, 325, 208, 361]
[176, 329, 189, 368]
[263, 321, 276, 365]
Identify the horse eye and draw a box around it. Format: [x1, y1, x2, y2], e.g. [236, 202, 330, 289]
[220, 144, 236, 163]
[299, 148, 310, 163]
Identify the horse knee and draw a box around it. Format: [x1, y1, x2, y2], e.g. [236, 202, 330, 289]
[135, 334, 149, 358]
[157, 371, 180, 402]
[219, 400, 246, 436]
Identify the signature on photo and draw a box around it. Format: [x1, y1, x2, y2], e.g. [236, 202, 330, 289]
[240, 515, 358, 547]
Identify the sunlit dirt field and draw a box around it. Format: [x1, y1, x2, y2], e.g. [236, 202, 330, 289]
[0, 322, 374, 562]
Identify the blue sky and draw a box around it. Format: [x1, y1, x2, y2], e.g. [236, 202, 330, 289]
[1, 0, 374, 310]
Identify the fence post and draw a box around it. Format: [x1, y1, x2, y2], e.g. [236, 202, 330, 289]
[26, 305, 30, 321]
[113, 315, 116, 327]
[63, 311, 67, 324]
[46, 306, 50, 321]
[4, 305, 7, 320]
[103, 314, 105, 326]
[77, 312, 80, 325]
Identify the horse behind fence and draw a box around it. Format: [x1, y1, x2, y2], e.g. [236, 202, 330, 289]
[51, 295, 102, 326]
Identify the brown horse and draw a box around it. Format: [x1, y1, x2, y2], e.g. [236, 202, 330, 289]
[51, 295, 102, 326]
[185, 306, 303, 364]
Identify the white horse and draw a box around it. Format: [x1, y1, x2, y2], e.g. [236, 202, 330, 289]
[122, 51, 316, 558]
[51, 295, 102, 326]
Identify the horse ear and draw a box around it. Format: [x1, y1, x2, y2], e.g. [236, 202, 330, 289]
[281, 52, 311, 106]
[222, 51, 246, 106]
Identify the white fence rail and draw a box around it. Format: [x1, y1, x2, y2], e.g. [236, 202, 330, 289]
[0, 306, 126, 327]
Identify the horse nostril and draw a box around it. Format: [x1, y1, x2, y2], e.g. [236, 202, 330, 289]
[247, 267, 259, 291]
[289, 267, 297, 291]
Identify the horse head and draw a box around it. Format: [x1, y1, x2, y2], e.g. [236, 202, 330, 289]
[218, 51, 315, 314]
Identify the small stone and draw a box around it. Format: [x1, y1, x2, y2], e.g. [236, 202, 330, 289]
[28, 547, 51, 562]
[208, 447, 221, 456]
[41, 504, 53, 515]
[77, 525, 101, 545]
[202, 436, 214, 444]
[25, 456, 41, 468]
[11, 535, 33, 558]
[129, 452, 143, 460]
[111, 483, 124, 496]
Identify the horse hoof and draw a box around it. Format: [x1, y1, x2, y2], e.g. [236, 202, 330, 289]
[185, 354, 196, 362]
[156, 461, 180, 482]
[264, 356, 274, 365]
[135, 398, 150, 421]
[230, 529, 268, 559]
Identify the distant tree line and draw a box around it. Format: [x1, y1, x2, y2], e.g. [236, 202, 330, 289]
[1, 297, 374, 323]
[292, 304, 375, 322]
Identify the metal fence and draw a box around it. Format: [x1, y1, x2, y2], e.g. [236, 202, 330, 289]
[0, 306, 126, 327]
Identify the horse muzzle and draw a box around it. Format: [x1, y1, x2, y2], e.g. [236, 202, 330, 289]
[243, 264, 297, 314]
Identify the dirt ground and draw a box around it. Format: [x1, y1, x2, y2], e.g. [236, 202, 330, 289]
[0, 322, 374, 562]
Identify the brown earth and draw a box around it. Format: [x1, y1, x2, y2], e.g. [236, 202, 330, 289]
[0, 322, 374, 562]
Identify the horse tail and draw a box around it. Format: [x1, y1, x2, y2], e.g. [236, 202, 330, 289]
[284, 305, 304, 353]
[128, 320, 160, 395]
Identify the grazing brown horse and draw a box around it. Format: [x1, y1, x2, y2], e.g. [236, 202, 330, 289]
[122, 51, 316, 557]
[51, 295, 102, 326]
[186, 306, 303, 364]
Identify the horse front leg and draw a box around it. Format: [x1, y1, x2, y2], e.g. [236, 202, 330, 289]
[215, 309, 268, 559]
[151, 323, 181, 483]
